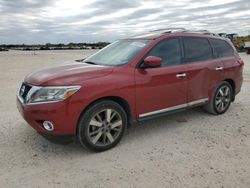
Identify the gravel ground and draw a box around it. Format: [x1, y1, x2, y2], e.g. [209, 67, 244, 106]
[0, 50, 249, 188]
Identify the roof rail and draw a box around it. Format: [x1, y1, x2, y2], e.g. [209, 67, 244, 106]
[131, 28, 219, 39]
[150, 28, 186, 33]
[182, 29, 217, 36]
[150, 28, 217, 36]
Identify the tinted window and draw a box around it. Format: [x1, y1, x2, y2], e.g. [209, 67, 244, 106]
[210, 39, 234, 58]
[148, 38, 182, 66]
[183, 37, 213, 62]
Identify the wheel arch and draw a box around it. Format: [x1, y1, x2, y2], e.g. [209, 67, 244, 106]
[76, 96, 133, 135]
[223, 78, 235, 101]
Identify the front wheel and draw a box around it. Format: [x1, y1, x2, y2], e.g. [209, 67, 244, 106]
[204, 81, 233, 115]
[77, 100, 127, 152]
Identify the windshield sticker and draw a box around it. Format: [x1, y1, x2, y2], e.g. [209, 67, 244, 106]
[130, 42, 146, 48]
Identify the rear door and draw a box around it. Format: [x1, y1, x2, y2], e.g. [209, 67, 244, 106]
[210, 38, 243, 94]
[135, 37, 188, 118]
[182, 37, 223, 104]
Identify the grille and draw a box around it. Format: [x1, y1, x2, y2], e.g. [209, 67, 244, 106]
[19, 83, 32, 102]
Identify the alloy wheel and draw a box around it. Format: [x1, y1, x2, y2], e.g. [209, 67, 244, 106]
[215, 85, 231, 112]
[87, 108, 123, 147]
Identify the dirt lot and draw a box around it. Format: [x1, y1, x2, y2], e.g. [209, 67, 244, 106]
[0, 50, 250, 188]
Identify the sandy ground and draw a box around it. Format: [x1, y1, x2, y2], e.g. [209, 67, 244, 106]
[0, 50, 250, 188]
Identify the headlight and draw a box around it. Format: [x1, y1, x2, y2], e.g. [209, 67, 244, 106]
[27, 86, 81, 104]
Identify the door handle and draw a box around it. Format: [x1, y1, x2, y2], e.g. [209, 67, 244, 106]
[215, 67, 223, 71]
[176, 73, 187, 78]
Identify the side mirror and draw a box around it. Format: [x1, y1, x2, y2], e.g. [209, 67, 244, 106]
[142, 56, 162, 68]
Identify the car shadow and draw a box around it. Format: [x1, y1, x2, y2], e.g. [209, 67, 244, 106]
[123, 107, 206, 143]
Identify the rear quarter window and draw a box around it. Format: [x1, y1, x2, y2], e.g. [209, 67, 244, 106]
[210, 39, 234, 58]
[183, 37, 213, 63]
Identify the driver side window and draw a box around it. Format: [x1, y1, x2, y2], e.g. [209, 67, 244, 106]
[148, 38, 182, 67]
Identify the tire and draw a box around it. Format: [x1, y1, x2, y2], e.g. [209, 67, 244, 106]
[204, 81, 233, 115]
[77, 100, 127, 152]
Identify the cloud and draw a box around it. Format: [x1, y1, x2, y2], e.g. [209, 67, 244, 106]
[0, 0, 249, 44]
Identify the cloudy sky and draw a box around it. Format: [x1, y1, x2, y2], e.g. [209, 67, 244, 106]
[0, 0, 249, 44]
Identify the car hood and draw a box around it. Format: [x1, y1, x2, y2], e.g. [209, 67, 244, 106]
[24, 61, 113, 86]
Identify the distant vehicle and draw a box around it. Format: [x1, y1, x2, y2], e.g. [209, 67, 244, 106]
[17, 28, 244, 152]
[245, 41, 250, 54]
[218, 33, 238, 41]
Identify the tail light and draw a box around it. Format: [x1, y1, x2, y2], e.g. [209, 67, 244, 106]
[237, 59, 245, 67]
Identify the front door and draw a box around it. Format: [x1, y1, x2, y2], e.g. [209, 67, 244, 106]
[135, 38, 188, 118]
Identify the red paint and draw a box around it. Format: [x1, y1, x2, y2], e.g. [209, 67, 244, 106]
[143, 56, 162, 68]
[135, 64, 188, 114]
[17, 33, 243, 136]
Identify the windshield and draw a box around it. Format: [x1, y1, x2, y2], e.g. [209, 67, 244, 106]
[83, 39, 151, 66]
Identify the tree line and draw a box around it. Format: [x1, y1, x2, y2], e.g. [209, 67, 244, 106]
[0, 42, 110, 51]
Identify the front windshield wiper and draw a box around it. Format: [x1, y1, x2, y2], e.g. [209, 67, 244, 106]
[75, 58, 85, 62]
[75, 59, 98, 65]
[83, 61, 98, 65]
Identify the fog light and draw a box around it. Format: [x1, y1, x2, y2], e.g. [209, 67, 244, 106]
[43, 121, 54, 131]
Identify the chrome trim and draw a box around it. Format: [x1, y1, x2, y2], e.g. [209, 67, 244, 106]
[17, 94, 24, 104]
[18, 96, 64, 105]
[17, 83, 41, 104]
[25, 85, 42, 102]
[16, 82, 23, 96]
[139, 103, 187, 118]
[176, 73, 187, 78]
[215, 67, 223, 71]
[139, 98, 208, 118]
[187, 98, 208, 106]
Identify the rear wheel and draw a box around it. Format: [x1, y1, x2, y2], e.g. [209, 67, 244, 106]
[77, 100, 127, 152]
[205, 81, 233, 115]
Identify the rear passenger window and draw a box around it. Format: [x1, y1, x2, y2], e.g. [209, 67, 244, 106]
[210, 39, 234, 58]
[148, 38, 182, 66]
[183, 37, 213, 63]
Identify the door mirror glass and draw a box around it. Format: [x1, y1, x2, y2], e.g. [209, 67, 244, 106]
[142, 56, 162, 68]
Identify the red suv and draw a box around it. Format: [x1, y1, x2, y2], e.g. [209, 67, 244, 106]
[17, 29, 244, 151]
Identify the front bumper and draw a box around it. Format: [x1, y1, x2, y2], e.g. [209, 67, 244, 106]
[16, 97, 80, 136]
